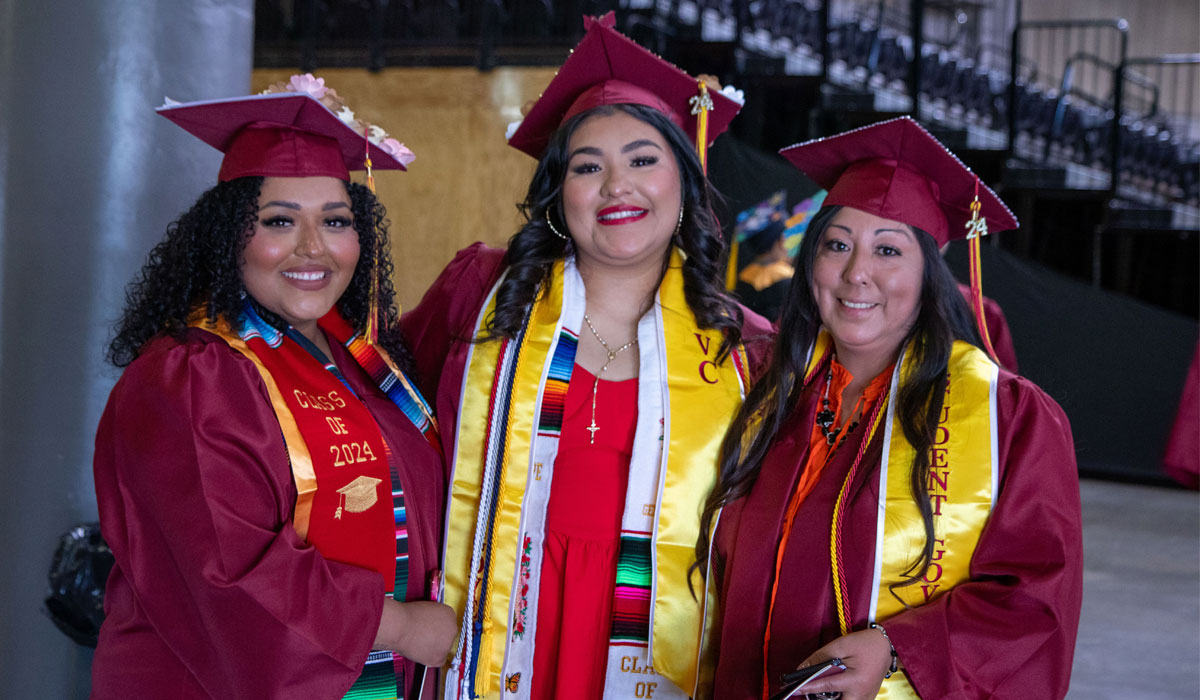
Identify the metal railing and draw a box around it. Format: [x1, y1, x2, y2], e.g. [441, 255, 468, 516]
[1007, 15, 1129, 200]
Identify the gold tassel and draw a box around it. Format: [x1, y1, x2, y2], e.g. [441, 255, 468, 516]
[363, 125, 381, 347]
[725, 237, 740, 291]
[689, 80, 714, 174]
[965, 177, 999, 364]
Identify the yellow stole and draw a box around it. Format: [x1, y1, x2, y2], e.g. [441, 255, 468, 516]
[443, 251, 748, 699]
[865, 339, 998, 698]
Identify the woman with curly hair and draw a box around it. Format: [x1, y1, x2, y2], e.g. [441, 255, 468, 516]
[401, 15, 772, 700]
[92, 77, 455, 700]
[703, 118, 1082, 700]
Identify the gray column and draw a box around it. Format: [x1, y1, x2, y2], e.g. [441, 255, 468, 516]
[0, 1, 253, 696]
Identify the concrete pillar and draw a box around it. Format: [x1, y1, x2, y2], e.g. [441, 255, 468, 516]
[0, 1, 253, 695]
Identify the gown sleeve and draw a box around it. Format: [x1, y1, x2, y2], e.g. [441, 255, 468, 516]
[94, 332, 383, 700]
[880, 375, 1083, 700]
[400, 243, 507, 399]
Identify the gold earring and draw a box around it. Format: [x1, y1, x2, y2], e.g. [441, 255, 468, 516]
[546, 209, 569, 241]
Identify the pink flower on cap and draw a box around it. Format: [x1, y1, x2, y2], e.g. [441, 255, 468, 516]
[381, 138, 415, 167]
[287, 73, 328, 99]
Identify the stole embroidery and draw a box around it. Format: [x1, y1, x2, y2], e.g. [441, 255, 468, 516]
[512, 535, 533, 640]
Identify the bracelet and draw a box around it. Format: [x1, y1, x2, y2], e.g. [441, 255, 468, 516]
[869, 622, 899, 679]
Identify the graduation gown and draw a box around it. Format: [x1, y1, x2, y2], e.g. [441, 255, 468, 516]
[401, 244, 775, 697]
[712, 368, 1082, 699]
[91, 327, 445, 700]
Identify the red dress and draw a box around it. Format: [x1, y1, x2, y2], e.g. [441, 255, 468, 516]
[531, 364, 638, 700]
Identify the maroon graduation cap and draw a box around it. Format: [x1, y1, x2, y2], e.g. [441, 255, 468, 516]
[779, 116, 1017, 246]
[507, 12, 742, 168]
[780, 116, 1019, 363]
[157, 78, 411, 182]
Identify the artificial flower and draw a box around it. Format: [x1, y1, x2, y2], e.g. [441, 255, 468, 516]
[380, 138, 415, 167]
[287, 73, 327, 98]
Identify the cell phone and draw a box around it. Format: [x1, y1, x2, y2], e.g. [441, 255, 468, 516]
[768, 658, 847, 700]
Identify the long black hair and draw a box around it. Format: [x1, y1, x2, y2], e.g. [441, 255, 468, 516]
[482, 103, 744, 360]
[695, 205, 982, 592]
[108, 176, 415, 372]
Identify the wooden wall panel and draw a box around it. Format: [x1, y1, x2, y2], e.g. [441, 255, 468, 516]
[252, 67, 557, 309]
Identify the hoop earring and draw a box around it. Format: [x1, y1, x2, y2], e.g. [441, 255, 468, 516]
[546, 209, 570, 241]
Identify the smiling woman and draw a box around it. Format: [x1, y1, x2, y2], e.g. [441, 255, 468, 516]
[400, 14, 773, 700]
[241, 176, 360, 355]
[92, 76, 455, 700]
[704, 117, 1083, 700]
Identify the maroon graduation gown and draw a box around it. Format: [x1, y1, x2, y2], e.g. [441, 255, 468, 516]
[713, 368, 1082, 700]
[400, 243, 777, 462]
[91, 328, 445, 700]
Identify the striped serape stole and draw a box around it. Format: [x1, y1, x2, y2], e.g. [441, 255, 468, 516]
[610, 529, 653, 646]
[343, 441, 409, 699]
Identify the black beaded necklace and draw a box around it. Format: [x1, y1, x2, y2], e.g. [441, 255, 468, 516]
[814, 366, 862, 448]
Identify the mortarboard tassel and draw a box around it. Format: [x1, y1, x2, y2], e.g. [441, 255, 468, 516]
[689, 80, 714, 174]
[363, 125, 381, 347]
[725, 236, 741, 291]
[965, 176, 1000, 364]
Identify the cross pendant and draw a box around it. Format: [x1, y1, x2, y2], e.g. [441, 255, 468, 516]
[586, 421, 600, 444]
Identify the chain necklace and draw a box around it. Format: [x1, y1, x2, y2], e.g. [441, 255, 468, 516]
[582, 312, 637, 444]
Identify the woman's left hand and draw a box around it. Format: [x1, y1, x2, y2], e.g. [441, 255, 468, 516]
[792, 628, 894, 700]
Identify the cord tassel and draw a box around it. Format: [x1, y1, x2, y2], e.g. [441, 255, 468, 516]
[363, 125, 381, 347]
[689, 80, 714, 174]
[965, 177, 999, 364]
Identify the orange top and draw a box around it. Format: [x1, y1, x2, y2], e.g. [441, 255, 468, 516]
[760, 357, 893, 699]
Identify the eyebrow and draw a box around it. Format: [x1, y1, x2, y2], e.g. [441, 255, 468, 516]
[567, 138, 665, 160]
[260, 201, 350, 211]
[829, 223, 914, 238]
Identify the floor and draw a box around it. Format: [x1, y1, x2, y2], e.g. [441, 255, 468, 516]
[1067, 479, 1199, 699]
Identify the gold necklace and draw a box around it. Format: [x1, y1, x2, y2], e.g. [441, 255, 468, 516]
[582, 312, 637, 444]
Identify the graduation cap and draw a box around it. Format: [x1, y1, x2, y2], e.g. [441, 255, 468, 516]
[159, 74, 414, 346]
[778, 116, 1016, 246]
[507, 12, 743, 170]
[335, 475, 383, 519]
[158, 73, 414, 182]
[779, 116, 1017, 363]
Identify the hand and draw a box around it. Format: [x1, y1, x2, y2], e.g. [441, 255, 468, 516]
[792, 629, 894, 700]
[375, 599, 458, 667]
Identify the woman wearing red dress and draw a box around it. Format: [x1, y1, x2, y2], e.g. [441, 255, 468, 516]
[402, 14, 771, 700]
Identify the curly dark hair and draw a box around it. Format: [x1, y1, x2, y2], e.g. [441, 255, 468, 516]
[695, 205, 983, 595]
[482, 103, 744, 361]
[108, 176, 415, 373]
